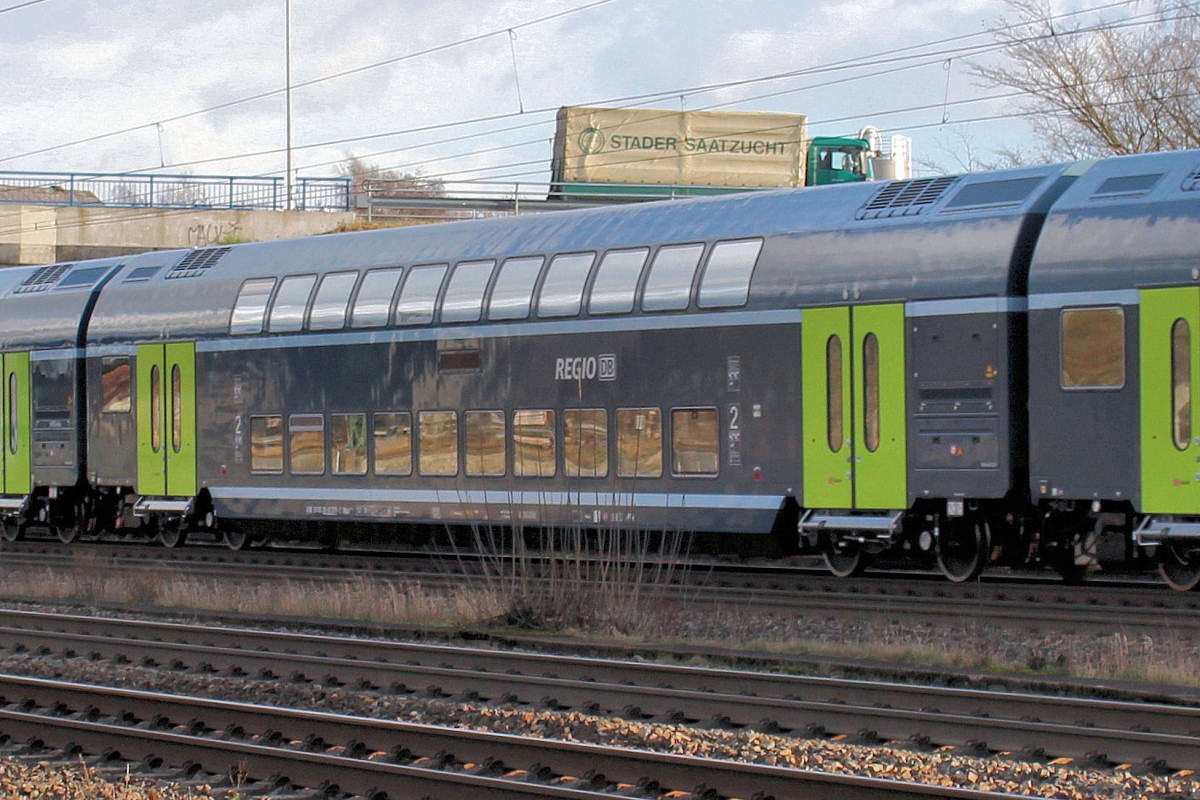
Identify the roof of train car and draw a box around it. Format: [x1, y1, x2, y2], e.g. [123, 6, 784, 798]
[76, 161, 1075, 344]
[1030, 148, 1200, 295]
[0, 259, 122, 351]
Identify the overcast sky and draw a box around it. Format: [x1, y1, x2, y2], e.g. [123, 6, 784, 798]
[0, 0, 1124, 186]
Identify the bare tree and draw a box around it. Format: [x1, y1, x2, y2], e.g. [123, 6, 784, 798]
[972, 0, 1200, 161]
[338, 155, 444, 199]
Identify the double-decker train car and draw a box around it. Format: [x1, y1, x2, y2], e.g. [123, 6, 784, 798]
[2, 149, 1200, 590]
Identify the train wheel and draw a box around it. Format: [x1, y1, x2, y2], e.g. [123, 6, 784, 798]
[0, 522, 22, 543]
[223, 528, 250, 551]
[158, 521, 187, 549]
[937, 517, 990, 583]
[819, 531, 867, 578]
[1158, 543, 1200, 592]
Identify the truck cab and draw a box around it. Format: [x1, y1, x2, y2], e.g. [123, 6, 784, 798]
[807, 137, 874, 186]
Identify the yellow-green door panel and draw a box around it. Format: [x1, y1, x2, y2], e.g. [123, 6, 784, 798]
[1140, 287, 1200, 514]
[136, 344, 167, 496]
[802, 307, 853, 508]
[853, 303, 908, 510]
[165, 342, 197, 497]
[1, 353, 30, 495]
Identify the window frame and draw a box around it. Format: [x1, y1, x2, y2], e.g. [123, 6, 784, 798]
[267, 274, 318, 333]
[331, 412, 368, 476]
[351, 267, 405, 329]
[288, 413, 326, 475]
[697, 238, 763, 309]
[249, 414, 284, 474]
[307, 271, 360, 331]
[670, 406, 719, 478]
[100, 356, 132, 414]
[537, 252, 596, 318]
[512, 409, 557, 477]
[372, 411, 413, 476]
[229, 277, 277, 335]
[588, 248, 650, 315]
[1059, 305, 1127, 391]
[641, 242, 705, 312]
[394, 264, 448, 326]
[440, 260, 496, 323]
[563, 408, 609, 478]
[616, 406, 663, 478]
[418, 410, 459, 477]
[487, 256, 544, 321]
[465, 409, 507, 477]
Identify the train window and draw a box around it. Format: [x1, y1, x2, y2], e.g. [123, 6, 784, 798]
[394, 265, 448, 326]
[827, 335, 843, 452]
[351, 268, 404, 328]
[671, 408, 718, 476]
[171, 365, 182, 454]
[373, 412, 413, 476]
[537, 253, 595, 317]
[1060, 307, 1125, 389]
[331, 413, 368, 475]
[564, 409, 608, 478]
[308, 271, 359, 331]
[617, 408, 662, 478]
[418, 411, 459, 476]
[589, 248, 649, 315]
[250, 415, 283, 473]
[513, 410, 556, 477]
[1172, 319, 1191, 450]
[150, 365, 162, 454]
[230, 278, 277, 335]
[268, 275, 318, 333]
[642, 244, 704, 312]
[441, 260, 496, 323]
[100, 357, 131, 413]
[288, 414, 325, 475]
[863, 333, 880, 453]
[698, 239, 763, 308]
[488, 257, 543, 321]
[465, 410, 506, 476]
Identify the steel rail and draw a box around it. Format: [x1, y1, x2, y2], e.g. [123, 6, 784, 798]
[1, 608, 1197, 770]
[0, 673, 1022, 800]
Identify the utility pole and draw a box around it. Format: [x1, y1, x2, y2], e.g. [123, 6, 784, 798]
[285, 0, 293, 210]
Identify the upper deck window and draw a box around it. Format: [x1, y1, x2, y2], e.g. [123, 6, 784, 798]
[441, 260, 496, 323]
[642, 244, 704, 312]
[588, 248, 649, 315]
[308, 271, 359, 330]
[351, 268, 404, 328]
[487, 257, 543, 321]
[537, 252, 595, 317]
[394, 265, 447, 326]
[698, 239, 762, 308]
[230, 278, 277, 335]
[268, 274, 317, 333]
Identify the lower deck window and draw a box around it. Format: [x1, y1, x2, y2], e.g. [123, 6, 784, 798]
[331, 413, 367, 475]
[250, 415, 283, 473]
[419, 411, 458, 476]
[513, 410, 556, 477]
[373, 412, 413, 475]
[671, 408, 718, 476]
[466, 410, 506, 476]
[564, 409, 608, 477]
[289, 414, 325, 474]
[617, 408, 662, 478]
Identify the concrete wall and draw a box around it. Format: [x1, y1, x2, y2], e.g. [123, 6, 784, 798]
[0, 205, 357, 266]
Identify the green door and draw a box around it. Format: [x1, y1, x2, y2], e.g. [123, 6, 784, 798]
[136, 342, 197, 498]
[0, 352, 31, 496]
[802, 304, 907, 510]
[1140, 288, 1200, 513]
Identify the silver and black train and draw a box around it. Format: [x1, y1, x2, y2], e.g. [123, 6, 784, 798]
[2, 148, 1200, 590]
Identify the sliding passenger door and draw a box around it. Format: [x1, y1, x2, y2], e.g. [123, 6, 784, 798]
[0, 352, 31, 495]
[802, 304, 907, 510]
[136, 342, 197, 498]
[1139, 288, 1200, 513]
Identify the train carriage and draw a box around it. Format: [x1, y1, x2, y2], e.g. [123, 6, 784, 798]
[1027, 149, 1200, 590]
[3, 149, 1200, 590]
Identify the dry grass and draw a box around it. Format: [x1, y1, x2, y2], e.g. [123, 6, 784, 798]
[2, 550, 1198, 687]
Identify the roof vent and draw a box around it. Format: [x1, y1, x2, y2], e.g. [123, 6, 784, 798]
[1092, 173, 1161, 199]
[165, 246, 231, 280]
[14, 263, 74, 294]
[856, 176, 958, 219]
[1182, 166, 1200, 193]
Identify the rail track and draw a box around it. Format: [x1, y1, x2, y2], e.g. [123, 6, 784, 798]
[3, 539, 1200, 636]
[0, 607, 1198, 789]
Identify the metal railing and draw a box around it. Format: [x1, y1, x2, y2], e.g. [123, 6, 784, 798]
[0, 170, 352, 212]
[360, 178, 769, 223]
